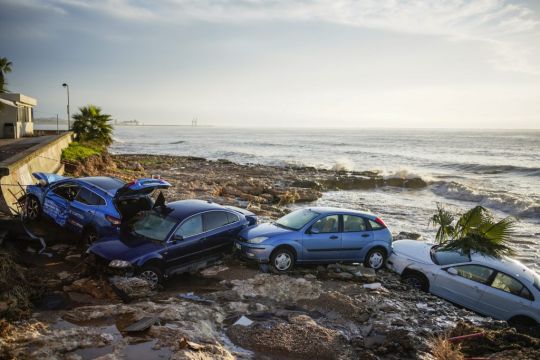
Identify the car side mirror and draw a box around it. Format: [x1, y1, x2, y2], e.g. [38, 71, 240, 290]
[38, 179, 47, 187]
[309, 227, 320, 235]
[172, 234, 183, 242]
[447, 267, 458, 275]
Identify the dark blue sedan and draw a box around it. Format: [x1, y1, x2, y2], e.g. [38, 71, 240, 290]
[88, 200, 257, 286]
[25, 172, 170, 244]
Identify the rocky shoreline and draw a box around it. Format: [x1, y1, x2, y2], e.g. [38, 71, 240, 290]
[1, 153, 539, 359]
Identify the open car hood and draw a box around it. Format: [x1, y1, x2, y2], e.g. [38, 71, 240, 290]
[114, 178, 171, 199]
[32, 172, 68, 186]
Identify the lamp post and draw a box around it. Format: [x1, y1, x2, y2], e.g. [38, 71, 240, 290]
[62, 83, 70, 130]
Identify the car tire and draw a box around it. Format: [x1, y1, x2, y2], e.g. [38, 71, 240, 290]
[138, 265, 163, 289]
[24, 195, 42, 221]
[82, 227, 99, 246]
[270, 248, 295, 273]
[402, 273, 429, 292]
[364, 248, 386, 270]
[508, 315, 537, 327]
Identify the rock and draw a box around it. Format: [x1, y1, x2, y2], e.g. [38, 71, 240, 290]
[364, 334, 387, 348]
[227, 301, 250, 313]
[109, 276, 153, 300]
[233, 315, 253, 326]
[228, 314, 346, 359]
[394, 231, 422, 240]
[353, 267, 377, 281]
[328, 272, 354, 280]
[63, 277, 117, 300]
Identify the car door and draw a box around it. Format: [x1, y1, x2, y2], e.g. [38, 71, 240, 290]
[43, 182, 80, 227]
[301, 214, 341, 261]
[163, 214, 206, 270]
[478, 271, 535, 320]
[67, 187, 102, 233]
[431, 264, 494, 313]
[200, 211, 238, 255]
[340, 215, 373, 261]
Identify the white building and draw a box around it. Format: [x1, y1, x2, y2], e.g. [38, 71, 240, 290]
[0, 93, 37, 139]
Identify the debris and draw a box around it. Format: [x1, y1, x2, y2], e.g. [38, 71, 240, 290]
[364, 334, 387, 348]
[363, 282, 383, 290]
[233, 315, 253, 326]
[448, 332, 484, 343]
[200, 265, 229, 277]
[177, 292, 215, 304]
[123, 316, 158, 332]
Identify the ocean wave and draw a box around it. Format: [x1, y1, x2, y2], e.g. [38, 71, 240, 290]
[433, 181, 540, 219]
[438, 162, 540, 176]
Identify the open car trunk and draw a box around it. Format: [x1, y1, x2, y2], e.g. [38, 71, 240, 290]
[114, 178, 171, 222]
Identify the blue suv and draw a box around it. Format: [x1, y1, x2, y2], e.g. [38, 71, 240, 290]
[236, 207, 392, 272]
[25, 172, 170, 244]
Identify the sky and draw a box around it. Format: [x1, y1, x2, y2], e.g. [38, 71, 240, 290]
[0, 0, 539, 129]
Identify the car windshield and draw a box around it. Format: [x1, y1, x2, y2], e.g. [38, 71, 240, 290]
[275, 209, 320, 230]
[431, 246, 471, 265]
[131, 212, 178, 241]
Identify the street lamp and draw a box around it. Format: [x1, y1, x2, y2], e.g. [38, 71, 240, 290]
[62, 83, 70, 130]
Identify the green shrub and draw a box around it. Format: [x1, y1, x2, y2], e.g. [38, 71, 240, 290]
[61, 141, 102, 162]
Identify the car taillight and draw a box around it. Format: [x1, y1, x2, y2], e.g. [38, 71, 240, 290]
[106, 215, 122, 226]
[375, 217, 387, 228]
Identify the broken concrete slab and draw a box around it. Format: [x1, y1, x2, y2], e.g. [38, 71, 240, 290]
[123, 316, 158, 333]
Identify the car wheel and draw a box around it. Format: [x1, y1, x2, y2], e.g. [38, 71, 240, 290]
[270, 248, 295, 273]
[82, 227, 99, 246]
[508, 315, 537, 327]
[25, 195, 42, 221]
[138, 266, 163, 289]
[402, 273, 429, 292]
[364, 248, 386, 270]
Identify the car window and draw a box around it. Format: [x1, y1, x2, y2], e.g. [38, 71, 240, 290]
[204, 211, 230, 231]
[368, 219, 384, 230]
[276, 209, 320, 230]
[433, 248, 471, 265]
[132, 212, 177, 241]
[177, 215, 203, 238]
[75, 188, 105, 206]
[343, 215, 367, 232]
[491, 272, 532, 300]
[52, 184, 79, 201]
[454, 265, 494, 284]
[227, 212, 240, 224]
[311, 215, 339, 233]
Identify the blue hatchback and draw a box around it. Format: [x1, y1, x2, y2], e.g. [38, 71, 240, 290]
[236, 207, 393, 272]
[24, 172, 170, 244]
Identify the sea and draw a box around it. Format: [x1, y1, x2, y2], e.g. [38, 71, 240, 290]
[111, 126, 540, 270]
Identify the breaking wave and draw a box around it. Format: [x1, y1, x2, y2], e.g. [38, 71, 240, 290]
[438, 162, 540, 176]
[433, 181, 540, 219]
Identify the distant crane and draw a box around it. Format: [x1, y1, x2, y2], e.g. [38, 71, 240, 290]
[192, 117, 198, 127]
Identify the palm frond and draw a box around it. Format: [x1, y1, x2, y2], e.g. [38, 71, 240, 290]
[429, 203, 455, 244]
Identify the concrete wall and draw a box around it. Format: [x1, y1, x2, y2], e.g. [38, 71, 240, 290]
[0, 132, 72, 214]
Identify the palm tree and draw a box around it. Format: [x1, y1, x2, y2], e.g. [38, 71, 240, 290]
[430, 204, 516, 258]
[72, 105, 113, 145]
[0, 57, 13, 93]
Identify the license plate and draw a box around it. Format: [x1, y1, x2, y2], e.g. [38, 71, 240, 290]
[235, 243, 241, 250]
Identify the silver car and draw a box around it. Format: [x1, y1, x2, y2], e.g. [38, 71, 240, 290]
[387, 240, 540, 325]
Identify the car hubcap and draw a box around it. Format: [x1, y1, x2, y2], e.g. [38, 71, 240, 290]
[26, 199, 39, 220]
[274, 253, 292, 271]
[369, 252, 384, 269]
[140, 271, 159, 287]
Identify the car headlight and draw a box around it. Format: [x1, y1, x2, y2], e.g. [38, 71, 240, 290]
[109, 260, 131, 268]
[248, 236, 268, 244]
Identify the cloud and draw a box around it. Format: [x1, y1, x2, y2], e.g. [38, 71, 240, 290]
[4, 0, 539, 74]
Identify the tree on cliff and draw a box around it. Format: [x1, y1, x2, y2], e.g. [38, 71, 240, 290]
[430, 204, 515, 258]
[72, 105, 113, 146]
[0, 57, 12, 93]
